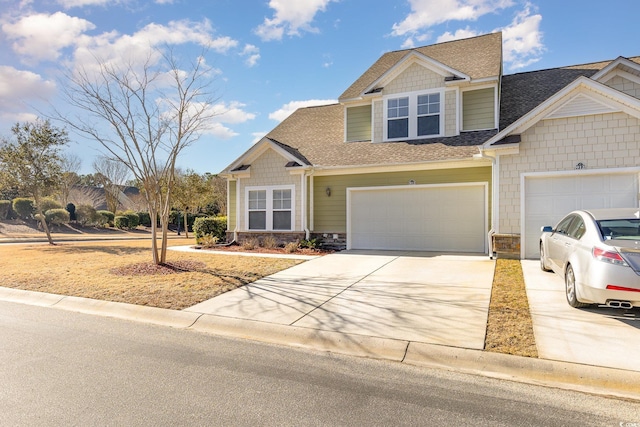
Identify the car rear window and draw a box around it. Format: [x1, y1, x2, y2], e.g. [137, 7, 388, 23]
[597, 219, 640, 240]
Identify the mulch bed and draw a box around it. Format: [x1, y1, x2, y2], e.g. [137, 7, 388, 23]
[110, 260, 207, 276]
[197, 244, 332, 256]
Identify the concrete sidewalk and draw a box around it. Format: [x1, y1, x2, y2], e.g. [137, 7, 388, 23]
[185, 250, 495, 349]
[522, 260, 640, 372]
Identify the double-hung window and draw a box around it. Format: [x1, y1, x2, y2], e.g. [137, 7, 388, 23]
[384, 90, 443, 141]
[247, 186, 294, 231]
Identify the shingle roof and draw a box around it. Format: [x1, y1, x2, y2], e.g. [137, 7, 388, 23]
[339, 32, 503, 101]
[499, 56, 640, 130]
[265, 104, 490, 167]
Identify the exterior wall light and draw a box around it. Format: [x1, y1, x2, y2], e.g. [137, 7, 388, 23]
[408, 179, 416, 185]
[326, 187, 331, 197]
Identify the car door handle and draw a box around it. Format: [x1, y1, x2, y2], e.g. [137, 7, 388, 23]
[564, 242, 571, 247]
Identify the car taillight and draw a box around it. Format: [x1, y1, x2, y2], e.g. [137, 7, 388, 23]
[592, 247, 629, 266]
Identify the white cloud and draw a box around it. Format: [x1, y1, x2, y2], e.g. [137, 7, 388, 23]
[2, 11, 95, 62]
[241, 44, 260, 67]
[0, 66, 56, 103]
[201, 101, 256, 139]
[0, 66, 56, 124]
[436, 27, 479, 43]
[269, 99, 336, 122]
[251, 131, 268, 144]
[391, 0, 513, 44]
[255, 0, 336, 41]
[500, 4, 544, 70]
[57, 0, 111, 7]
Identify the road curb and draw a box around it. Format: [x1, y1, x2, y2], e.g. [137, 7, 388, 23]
[2, 286, 639, 402]
[189, 314, 408, 361]
[405, 341, 640, 401]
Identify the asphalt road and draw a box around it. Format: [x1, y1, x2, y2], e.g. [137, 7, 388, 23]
[1, 301, 639, 426]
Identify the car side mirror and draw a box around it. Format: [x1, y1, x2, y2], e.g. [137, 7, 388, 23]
[541, 226, 553, 233]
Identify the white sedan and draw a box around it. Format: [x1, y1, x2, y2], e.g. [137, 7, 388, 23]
[539, 208, 640, 309]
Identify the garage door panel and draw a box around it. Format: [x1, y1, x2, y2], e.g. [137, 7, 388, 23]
[524, 173, 638, 259]
[349, 185, 486, 252]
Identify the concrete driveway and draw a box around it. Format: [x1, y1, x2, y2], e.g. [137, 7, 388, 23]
[186, 250, 495, 349]
[521, 260, 640, 372]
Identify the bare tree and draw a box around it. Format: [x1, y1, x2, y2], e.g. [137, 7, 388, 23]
[58, 153, 81, 206]
[93, 156, 130, 213]
[59, 49, 219, 264]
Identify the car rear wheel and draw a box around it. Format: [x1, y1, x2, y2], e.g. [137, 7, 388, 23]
[565, 264, 589, 308]
[540, 243, 551, 272]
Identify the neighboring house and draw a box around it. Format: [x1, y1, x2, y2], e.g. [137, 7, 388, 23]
[221, 32, 640, 259]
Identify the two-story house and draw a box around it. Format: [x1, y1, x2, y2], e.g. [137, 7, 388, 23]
[221, 32, 640, 259]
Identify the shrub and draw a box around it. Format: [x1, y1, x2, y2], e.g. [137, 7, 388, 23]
[12, 198, 34, 219]
[137, 211, 151, 227]
[37, 197, 62, 214]
[97, 210, 115, 227]
[299, 238, 320, 249]
[199, 235, 219, 248]
[0, 200, 10, 219]
[284, 241, 299, 253]
[193, 216, 227, 243]
[242, 237, 259, 250]
[75, 204, 99, 226]
[66, 203, 76, 221]
[262, 235, 278, 249]
[114, 215, 129, 229]
[45, 208, 70, 225]
[117, 210, 139, 229]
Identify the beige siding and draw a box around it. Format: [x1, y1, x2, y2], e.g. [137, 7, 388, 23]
[346, 105, 372, 142]
[445, 90, 457, 136]
[373, 100, 383, 143]
[313, 167, 492, 232]
[463, 88, 495, 130]
[238, 148, 301, 231]
[498, 112, 640, 233]
[606, 75, 640, 99]
[227, 181, 236, 230]
[383, 63, 444, 95]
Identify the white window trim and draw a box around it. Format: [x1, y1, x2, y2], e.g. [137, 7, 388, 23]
[245, 185, 296, 231]
[382, 89, 445, 141]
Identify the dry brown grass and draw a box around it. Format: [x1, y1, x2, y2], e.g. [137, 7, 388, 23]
[485, 259, 538, 357]
[0, 239, 302, 310]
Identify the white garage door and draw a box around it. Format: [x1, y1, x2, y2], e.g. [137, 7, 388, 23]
[523, 172, 639, 259]
[348, 184, 487, 252]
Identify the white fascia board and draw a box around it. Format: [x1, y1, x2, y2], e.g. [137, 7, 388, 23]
[361, 51, 470, 96]
[591, 56, 640, 81]
[227, 137, 305, 172]
[312, 158, 491, 177]
[483, 76, 640, 148]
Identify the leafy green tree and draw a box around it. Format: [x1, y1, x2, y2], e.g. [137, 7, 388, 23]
[172, 169, 210, 238]
[0, 120, 68, 244]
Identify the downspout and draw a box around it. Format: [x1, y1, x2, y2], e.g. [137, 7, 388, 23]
[302, 168, 314, 240]
[234, 177, 240, 242]
[475, 149, 497, 259]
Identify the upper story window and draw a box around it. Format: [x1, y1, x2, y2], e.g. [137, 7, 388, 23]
[384, 90, 443, 141]
[387, 97, 409, 139]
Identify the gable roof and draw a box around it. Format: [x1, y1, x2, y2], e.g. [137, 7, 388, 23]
[499, 56, 640, 130]
[339, 32, 502, 101]
[486, 75, 640, 148]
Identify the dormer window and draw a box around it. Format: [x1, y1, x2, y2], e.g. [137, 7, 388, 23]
[384, 90, 444, 141]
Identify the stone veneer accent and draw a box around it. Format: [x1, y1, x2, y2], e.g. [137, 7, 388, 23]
[491, 233, 521, 259]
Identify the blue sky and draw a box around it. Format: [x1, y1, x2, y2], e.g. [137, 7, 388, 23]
[1, 0, 639, 175]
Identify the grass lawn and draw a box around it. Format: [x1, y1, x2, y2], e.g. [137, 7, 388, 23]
[484, 259, 538, 357]
[0, 239, 302, 310]
[1, 237, 538, 357]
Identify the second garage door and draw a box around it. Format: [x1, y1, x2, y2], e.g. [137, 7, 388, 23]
[348, 183, 487, 252]
[523, 171, 639, 259]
